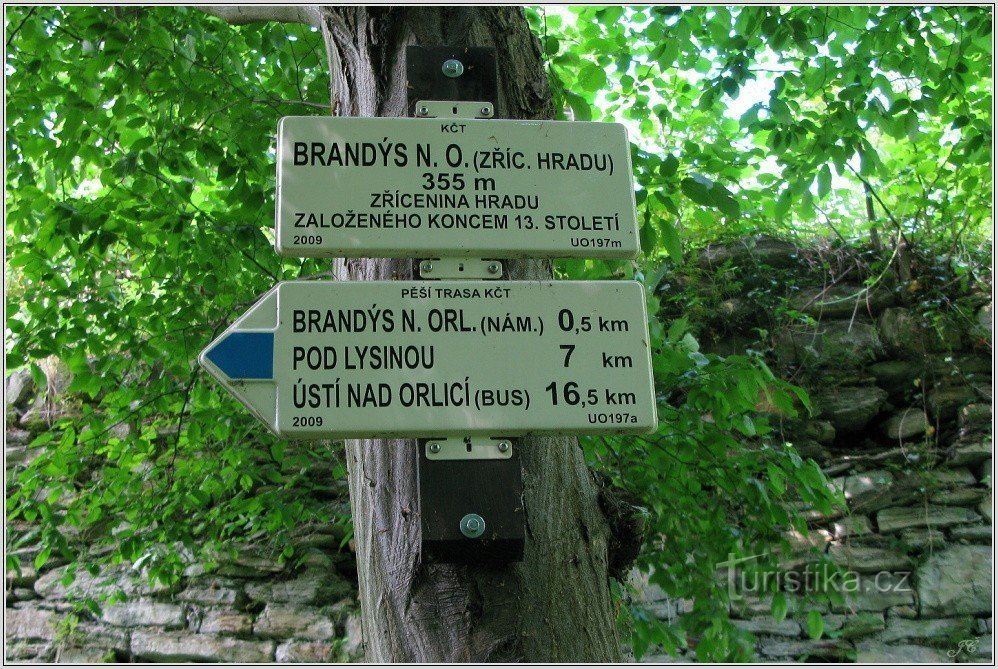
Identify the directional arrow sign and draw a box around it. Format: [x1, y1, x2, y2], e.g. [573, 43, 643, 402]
[275, 117, 639, 259]
[199, 281, 657, 439]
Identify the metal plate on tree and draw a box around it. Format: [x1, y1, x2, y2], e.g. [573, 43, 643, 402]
[199, 280, 657, 438]
[275, 117, 639, 259]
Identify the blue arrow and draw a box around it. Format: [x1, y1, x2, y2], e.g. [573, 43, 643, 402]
[204, 331, 274, 380]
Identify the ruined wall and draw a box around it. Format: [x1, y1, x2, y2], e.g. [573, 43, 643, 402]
[6, 235, 993, 663]
[629, 236, 993, 663]
[6, 386, 363, 662]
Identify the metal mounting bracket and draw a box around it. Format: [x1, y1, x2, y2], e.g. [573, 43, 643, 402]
[425, 436, 513, 460]
[408, 44, 522, 564]
[416, 257, 503, 280]
[414, 100, 494, 119]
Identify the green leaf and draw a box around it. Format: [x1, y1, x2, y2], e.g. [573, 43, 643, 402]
[659, 217, 683, 263]
[772, 591, 789, 621]
[640, 207, 659, 254]
[660, 154, 679, 178]
[577, 62, 607, 92]
[680, 175, 739, 218]
[564, 91, 592, 122]
[817, 164, 831, 198]
[805, 610, 824, 639]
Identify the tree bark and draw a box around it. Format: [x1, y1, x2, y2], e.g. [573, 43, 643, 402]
[318, 7, 621, 663]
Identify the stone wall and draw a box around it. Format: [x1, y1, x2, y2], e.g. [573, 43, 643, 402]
[6, 235, 992, 663]
[6, 374, 363, 663]
[629, 236, 993, 663]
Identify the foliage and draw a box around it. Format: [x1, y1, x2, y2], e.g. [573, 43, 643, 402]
[4, 5, 990, 663]
[531, 4, 991, 660]
[5, 6, 345, 588]
[532, 5, 992, 255]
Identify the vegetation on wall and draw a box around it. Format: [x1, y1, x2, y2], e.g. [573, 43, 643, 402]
[5, 5, 992, 661]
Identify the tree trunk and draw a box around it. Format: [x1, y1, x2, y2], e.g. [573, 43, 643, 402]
[319, 7, 621, 663]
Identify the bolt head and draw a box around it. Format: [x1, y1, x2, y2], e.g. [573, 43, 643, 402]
[481, 106, 492, 116]
[487, 262, 501, 274]
[497, 441, 510, 452]
[428, 442, 441, 454]
[420, 261, 433, 273]
[460, 513, 485, 538]
[442, 59, 465, 78]
[417, 106, 429, 116]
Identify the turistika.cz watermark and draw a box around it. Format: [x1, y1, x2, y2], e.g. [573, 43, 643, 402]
[716, 552, 913, 599]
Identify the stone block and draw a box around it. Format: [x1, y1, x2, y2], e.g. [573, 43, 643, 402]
[245, 568, 353, 605]
[6, 607, 58, 641]
[948, 524, 992, 542]
[929, 385, 979, 422]
[933, 488, 987, 506]
[832, 469, 894, 506]
[731, 617, 801, 637]
[34, 566, 133, 600]
[5, 369, 35, 409]
[882, 408, 930, 440]
[832, 573, 914, 612]
[131, 631, 274, 663]
[815, 386, 888, 433]
[918, 545, 992, 616]
[870, 359, 925, 396]
[775, 321, 883, 369]
[101, 601, 185, 628]
[342, 610, 364, 660]
[832, 515, 873, 539]
[948, 438, 992, 467]
[827, 544, 912, 573]
[877, 505, 981, 532]
[854, 641, 953, 663]
[177, 580, 245, 607]
[275, 640, 336, 662]
[796, 419, 836, 444]
[199, 609, 253, 635]
[698, 235, 800, 269]
[959, 404, 992, 437]
[5, 640, 54, 662]
[6, 427, 32, 445]
[900, 528, 946, 552]
[252, 604, 338, 641]
[838, 612, 886, 639]
[55, 647, 120, 663]
[213, 550, 285, 578]
[789, 284, 895, 319]
[880, 617, 975, 643]
[757, 638, 853, 660]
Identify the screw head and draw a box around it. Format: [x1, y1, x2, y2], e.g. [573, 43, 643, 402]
[487, 262, 501, 275]
[497, 440, 510, 453]
[460, 513, 485, 538]
[428, 442, 441, 454]
[442, 59, 464, 78]
[481, 106, 492, 116]
[420, 261, 433, 274]
[417, 105, 429, 116]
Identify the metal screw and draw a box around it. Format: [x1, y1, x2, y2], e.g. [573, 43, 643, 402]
[481, 106, 492, 116]
[442, 59, 464, 78]
[460, 513, 485, 539]
[487, 262, 501, 275]
[420, 260, 433, 274]
[428, 442, 441, 454]
[417, 105, 429, 117]
[497, 440, 510, 453]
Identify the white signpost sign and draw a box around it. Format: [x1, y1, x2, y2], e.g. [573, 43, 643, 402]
[275, 117, 639, 259]
[199, 280, 657, 439]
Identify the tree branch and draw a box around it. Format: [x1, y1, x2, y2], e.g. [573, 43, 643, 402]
[196, 6, 320, 27]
